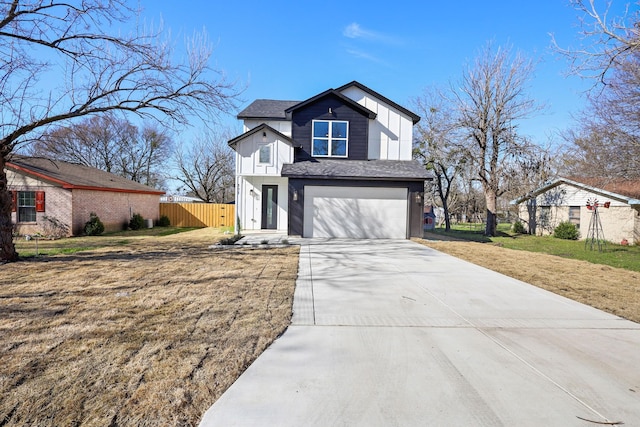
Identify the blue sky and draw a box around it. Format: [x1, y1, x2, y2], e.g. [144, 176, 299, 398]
[141, 1, 636, 145]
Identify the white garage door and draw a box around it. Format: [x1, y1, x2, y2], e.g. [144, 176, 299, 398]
[303, 186, 408, 238]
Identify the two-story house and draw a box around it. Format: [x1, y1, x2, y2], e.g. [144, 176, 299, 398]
[228, 81, 432, 239]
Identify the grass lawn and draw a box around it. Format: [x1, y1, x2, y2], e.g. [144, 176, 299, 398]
[0, 228, 299, 426]
[13, 226, 201, 257]
[428, 223, 640, 272]
[2, 224, 639, 426]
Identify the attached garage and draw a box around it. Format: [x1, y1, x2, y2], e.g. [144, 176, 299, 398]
[282, 159, 432, 239]
[303, 186, 408, 238]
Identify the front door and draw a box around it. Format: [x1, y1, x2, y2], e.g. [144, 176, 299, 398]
[261, 185, 278, 229]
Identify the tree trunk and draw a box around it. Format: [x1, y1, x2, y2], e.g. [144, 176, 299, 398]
[443, 203, 451, 231]
[484, 188, 498, 237]
[0, 155, 19, 262]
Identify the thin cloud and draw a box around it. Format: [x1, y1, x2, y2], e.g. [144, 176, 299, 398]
[346, 48, 381, 62]
[344, 23, 376, 39]
[343, 22, 402, 45]
[345, 48, 392, 68]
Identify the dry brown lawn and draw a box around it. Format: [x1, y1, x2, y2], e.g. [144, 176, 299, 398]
[416, 238, 640, 324]
[0, 228, 299, 426]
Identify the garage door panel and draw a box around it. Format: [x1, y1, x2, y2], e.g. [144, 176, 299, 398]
[304, 186, 407, 238]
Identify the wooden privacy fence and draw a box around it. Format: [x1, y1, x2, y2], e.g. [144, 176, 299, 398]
[159, 203, 234, 228]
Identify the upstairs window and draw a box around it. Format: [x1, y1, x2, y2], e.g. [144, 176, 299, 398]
[312, 120, 348, 157]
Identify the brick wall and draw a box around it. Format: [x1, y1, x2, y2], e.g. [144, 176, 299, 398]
[72, 189, 160, 234]
[8, 170, 73, 237]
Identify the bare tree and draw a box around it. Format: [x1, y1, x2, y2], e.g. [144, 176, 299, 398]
[30, 115, 173, 187]
[118, 123, 173, 188]
[552, 0, 640, 84]
[453, 43, 542, 236]
[413, 87, 466, 231]
[174, 132, 235, 203]
[1, 0, 239, 261]
[557, 1, 640, 179]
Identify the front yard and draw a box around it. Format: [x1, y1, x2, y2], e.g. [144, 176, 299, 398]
[0, 228, 299, 426]
[1, 226, 638, 426]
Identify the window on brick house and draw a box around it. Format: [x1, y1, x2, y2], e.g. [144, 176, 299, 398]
[15, 191, 44, 222]
[18, 191, 37, 222]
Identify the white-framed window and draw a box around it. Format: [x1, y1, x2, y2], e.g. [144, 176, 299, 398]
[312, 120, 348, 157]
[18, 191, 37, 222]
[258, 144, 272, 165]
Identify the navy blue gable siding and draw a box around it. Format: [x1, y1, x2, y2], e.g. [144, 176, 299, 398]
[292, 96, 369, 162]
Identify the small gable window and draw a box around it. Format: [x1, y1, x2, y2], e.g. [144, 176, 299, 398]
[258, 144, 272, 164]
[312, 120, 348, 157]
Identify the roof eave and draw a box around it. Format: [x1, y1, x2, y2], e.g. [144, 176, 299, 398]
[228, 123, 294, 150]
[285, 89, 377, 120]
[336, 80, 421, 124]
[7, 162, 164, 194]
[511, 177, 640, 206]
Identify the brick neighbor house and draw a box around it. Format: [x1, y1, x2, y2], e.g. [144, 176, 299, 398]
[7, 155, 165, 236]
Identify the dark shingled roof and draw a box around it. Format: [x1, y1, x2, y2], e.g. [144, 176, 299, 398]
[237, 99, 300, 120]
[281, 159, 432, 181]
[7, 155, 165, 194]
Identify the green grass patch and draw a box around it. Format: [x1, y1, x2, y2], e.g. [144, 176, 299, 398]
[430, 223, 640, 272]
[18, 247, 97, 258]
[14, 227, 201, 258]
[491, 234, 640, 272]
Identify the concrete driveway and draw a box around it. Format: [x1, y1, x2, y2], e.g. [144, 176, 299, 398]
[200, 239, 640, 426]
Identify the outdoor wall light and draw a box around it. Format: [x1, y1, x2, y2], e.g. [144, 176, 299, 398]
[293, 190, 298, 201]
[249, 189, 254, 196]
[262, 131, 267, 143]
[328, 107, 332, 114]
[415, 193, 422, 204]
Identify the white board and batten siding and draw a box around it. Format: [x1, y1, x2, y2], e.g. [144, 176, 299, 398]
[243, 120, 292, 137]
[235, 130, 294, 177]
[238, 176, 289, 232]
[340, 86, 414, 161]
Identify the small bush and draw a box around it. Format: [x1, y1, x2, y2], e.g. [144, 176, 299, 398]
[219, 234, 244, 245]
[512, 221, 526, 234]
[157, 215, 170, 227]
[129, 213, 145, 230]
[553, 221, 579, 240]
[84, 213, 105, 236]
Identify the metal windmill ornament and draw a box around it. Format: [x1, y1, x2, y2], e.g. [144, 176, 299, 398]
[585, 198, 610, 252]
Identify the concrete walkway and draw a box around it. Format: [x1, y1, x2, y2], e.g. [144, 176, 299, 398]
[199, 239, 640, 426]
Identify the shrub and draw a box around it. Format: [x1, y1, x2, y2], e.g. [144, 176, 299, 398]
[512, 221, 526, 234]
[553, 221, 579, 240]
[129, 213, 145, 230]
[219, 234, 243, 245]
[157, 215, 170, 227]
[84, 212, 105, 236]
